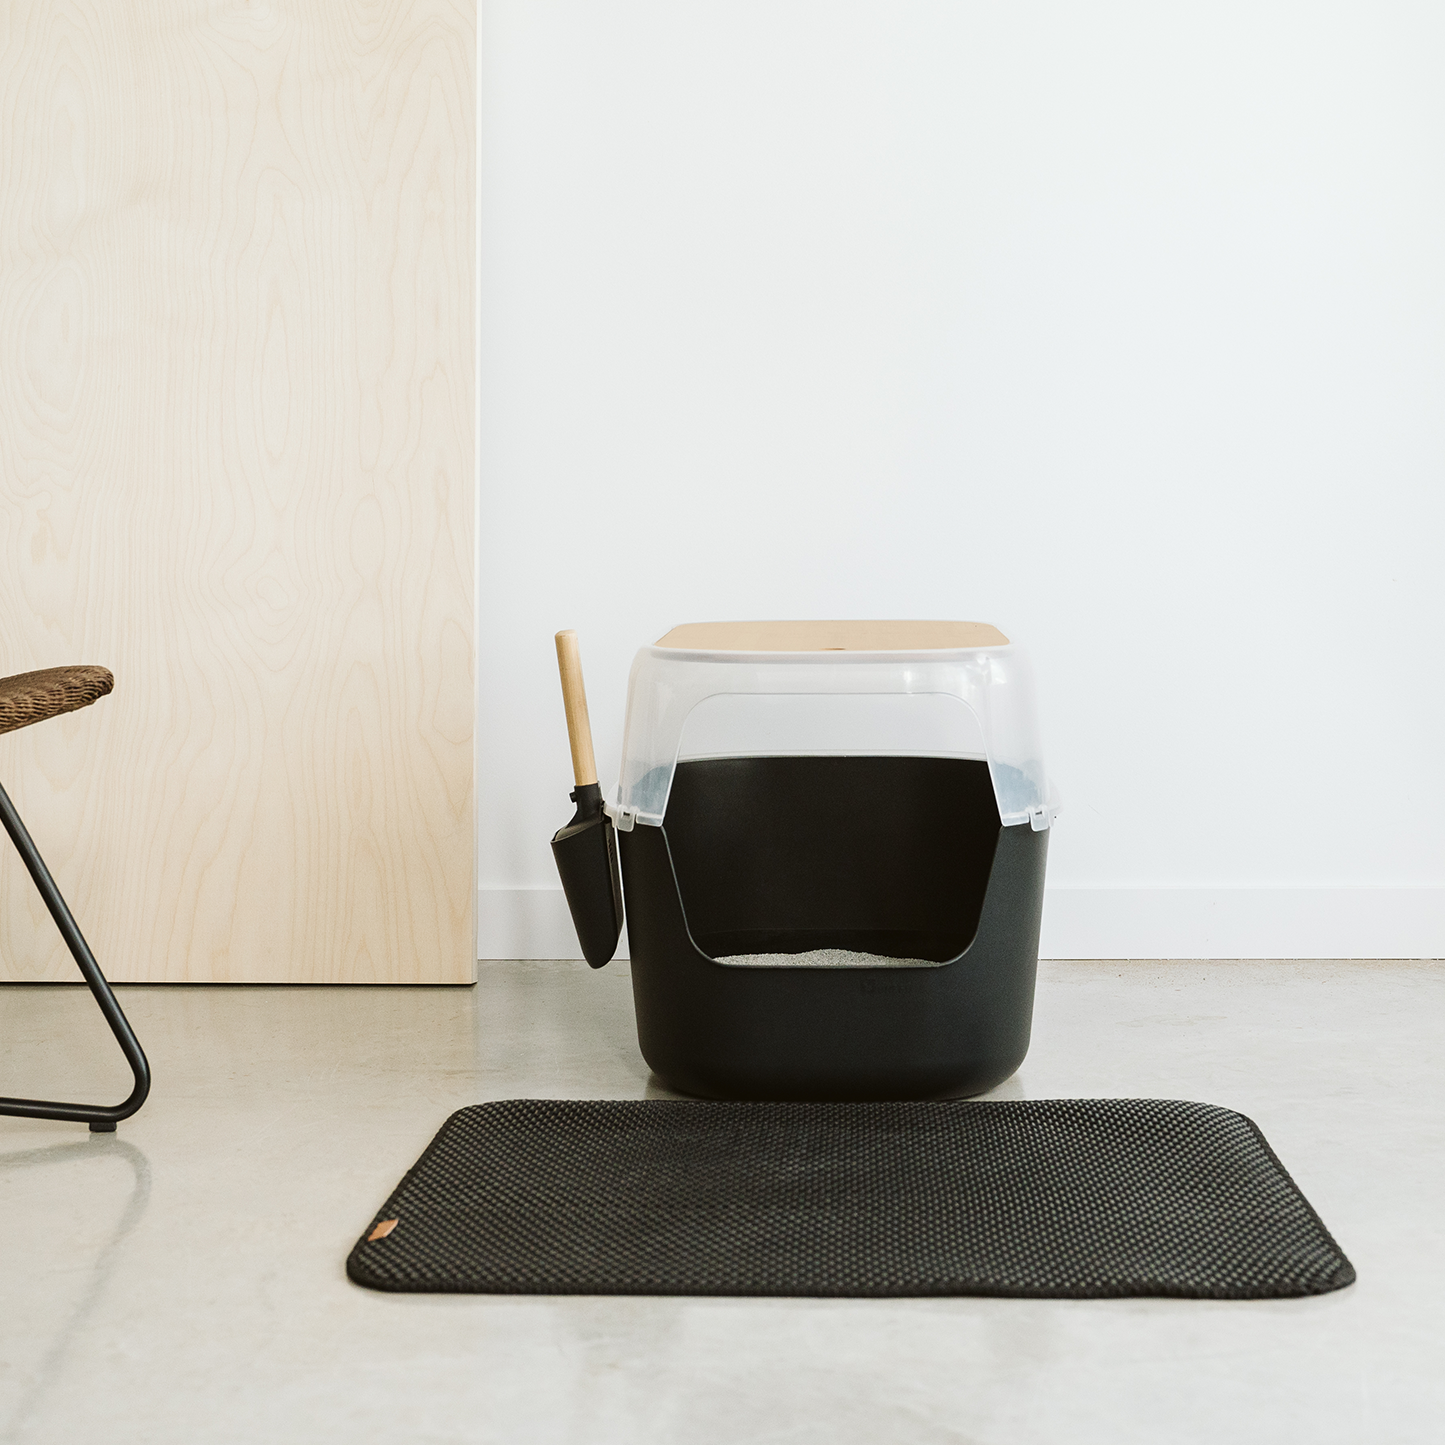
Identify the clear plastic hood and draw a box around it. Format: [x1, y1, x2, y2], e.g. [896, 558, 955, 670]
[607, 620, 1056, 832]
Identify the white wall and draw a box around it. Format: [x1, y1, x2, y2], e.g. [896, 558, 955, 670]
[478, 1, 1445, 959]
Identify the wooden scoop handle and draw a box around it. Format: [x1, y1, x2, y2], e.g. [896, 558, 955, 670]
[554, 630, 598, 788]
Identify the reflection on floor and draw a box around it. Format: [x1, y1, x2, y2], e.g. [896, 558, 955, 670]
[1, 959, 1442, 1445]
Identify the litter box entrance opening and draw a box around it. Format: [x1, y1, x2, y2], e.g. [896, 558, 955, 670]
[661, 756, 1000, 965]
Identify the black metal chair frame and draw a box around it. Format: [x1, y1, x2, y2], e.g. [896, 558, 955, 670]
[0, 779, 150, 1132]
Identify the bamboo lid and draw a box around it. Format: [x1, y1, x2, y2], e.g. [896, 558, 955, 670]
[654, 620, 1009, 652]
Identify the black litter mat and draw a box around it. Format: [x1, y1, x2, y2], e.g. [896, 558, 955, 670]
[346, 1098, 1354, 1299]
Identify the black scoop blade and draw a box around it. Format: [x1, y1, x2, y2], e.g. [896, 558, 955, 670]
[551, 788, 623, 968]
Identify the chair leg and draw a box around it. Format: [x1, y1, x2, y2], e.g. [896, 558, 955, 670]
[0, 779, 150, 1131]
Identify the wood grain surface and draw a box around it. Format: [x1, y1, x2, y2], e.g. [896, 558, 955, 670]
[654, 621, 1011, 652]
[0, 1, 475, 982]
[553, 631, 598, 788]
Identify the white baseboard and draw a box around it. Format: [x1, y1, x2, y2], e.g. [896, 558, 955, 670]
[1038, 886, 1443, 959]
[476, 887, 611, 961]
[477, 885, 1444, 961]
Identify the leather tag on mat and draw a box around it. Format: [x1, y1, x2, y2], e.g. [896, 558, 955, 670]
[346, 1098, 1354, 1299]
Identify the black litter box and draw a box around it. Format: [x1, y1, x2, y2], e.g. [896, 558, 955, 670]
[552, 620, 1056, 1101]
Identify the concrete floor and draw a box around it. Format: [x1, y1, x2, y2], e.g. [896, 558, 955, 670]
[1, 959, 1442, 1445]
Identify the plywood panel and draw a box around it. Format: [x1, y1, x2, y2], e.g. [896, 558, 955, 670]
[0, 1, 475, 982]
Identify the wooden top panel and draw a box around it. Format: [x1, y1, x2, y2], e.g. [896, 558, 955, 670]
[654, 620, 1010, 652]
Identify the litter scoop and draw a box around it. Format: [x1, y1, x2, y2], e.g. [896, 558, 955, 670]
[550, 629, 623, 968]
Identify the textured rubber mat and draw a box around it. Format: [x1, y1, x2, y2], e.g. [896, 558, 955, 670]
[346, 1098, 1354, 1299]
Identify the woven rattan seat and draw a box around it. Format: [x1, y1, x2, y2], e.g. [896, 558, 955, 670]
[0, 666, 114, 736]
